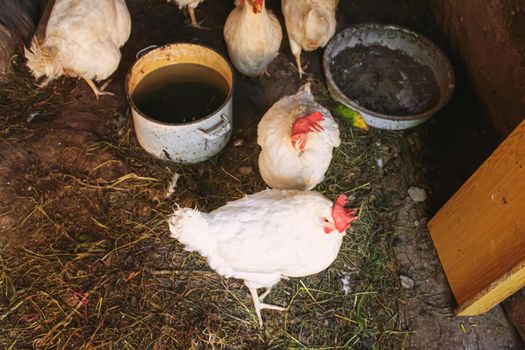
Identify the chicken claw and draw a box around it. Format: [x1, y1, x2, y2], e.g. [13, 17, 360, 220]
[84, 78, 115, 100]
[292, 53, 310, 79]
[187, 6, 210, 30]
[259, 68, 271, 78]
[247, 285, 286, 327]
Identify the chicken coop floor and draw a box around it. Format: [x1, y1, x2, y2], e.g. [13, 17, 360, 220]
[0, 0, 521, 349]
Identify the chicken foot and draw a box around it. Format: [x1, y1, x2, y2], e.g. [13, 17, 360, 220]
[289, 39, 310, 79]
[187, 6, 209, 30]
[84, 78, 115, 100]
[258, 287, 272, 302]
[247, 285, 285, 327]
[293, 52, 310, 79]
[259, 68, 271, 78]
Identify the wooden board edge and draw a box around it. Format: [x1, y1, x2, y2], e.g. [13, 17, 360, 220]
[427, 119, 525, 231]
[456, 261, 525, 316]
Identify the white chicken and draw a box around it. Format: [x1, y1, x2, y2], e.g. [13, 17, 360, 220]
[24, 0, 131, 99]
[168, 189, 357, 326]
[258, 83, 340, 190]
[224, 0, 282, 77]
[281, 0, 339, 78]
[167, 0, 207, 29]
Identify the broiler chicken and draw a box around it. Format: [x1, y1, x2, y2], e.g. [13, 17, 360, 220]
[224, 0, 282, 77]
[282, 0, 339, 78]
[24, 0, 131, 99]
[167, 0, 207, 29]
[258, 83, 340, 190]
[168, 189, 356, 326]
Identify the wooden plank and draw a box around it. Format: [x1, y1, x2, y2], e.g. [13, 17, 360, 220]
[428, 119, 525, 315]
[456, 262, 525, 315]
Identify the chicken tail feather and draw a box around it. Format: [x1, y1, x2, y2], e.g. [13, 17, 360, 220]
[168, 207, 208, 251]
[24, 40, 61, 84]
[297, 82, 312, 97]
[304, 9, 326, 50]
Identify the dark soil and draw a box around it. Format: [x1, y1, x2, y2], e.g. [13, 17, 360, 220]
[331, 44, 440, 115]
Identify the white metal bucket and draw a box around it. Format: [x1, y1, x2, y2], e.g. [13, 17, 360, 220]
[126, 43, 234, 163]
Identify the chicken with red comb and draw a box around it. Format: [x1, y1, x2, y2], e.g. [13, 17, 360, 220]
[168, 189, 357, 327]
[224, 0, 282, 77]
[258, 83, 341, 190]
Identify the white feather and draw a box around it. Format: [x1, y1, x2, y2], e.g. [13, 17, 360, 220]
[281, 0, 338, 52]
[25, 0, 131, 84]
[257, 83, 341, 190]
[168, 189, 345, 289]
[223, 0, 282, 77]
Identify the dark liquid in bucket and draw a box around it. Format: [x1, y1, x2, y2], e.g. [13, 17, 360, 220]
[133, 63, 229, 124]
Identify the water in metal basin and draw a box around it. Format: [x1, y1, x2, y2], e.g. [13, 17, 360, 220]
[133, 63, 229, 124]
[331, 44, 440, 116]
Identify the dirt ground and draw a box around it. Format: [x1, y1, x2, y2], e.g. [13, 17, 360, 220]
[0, 0, 522, 349]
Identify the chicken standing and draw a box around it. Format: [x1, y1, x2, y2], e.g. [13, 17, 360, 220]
[281, 0, 339, 78]
[258, 83, 340, 190]
[24, 0, 131, 99]
[224, 0, 282, 77]
[168, 189, 356, 326]
[167, 0, 207, 29]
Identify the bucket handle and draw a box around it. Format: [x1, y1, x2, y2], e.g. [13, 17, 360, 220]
[196, 115, 231, 140]
[136, 45, 158, 59]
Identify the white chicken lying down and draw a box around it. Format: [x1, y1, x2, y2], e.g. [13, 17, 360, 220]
[167, 0, 207, 29]
[168, 189, 357, 326]
[258, 83, 341, 190]
[282, 0, 339, 78]
[224, 0, 282, 77]
[24, 0, 131, 99]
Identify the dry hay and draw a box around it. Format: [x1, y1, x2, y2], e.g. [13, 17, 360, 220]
[0, 59, 411, 349]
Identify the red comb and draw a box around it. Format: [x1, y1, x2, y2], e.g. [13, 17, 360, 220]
[253, 0, 263, 13]
[291, 112, 324, 137]
[332, 194, 357, 233]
